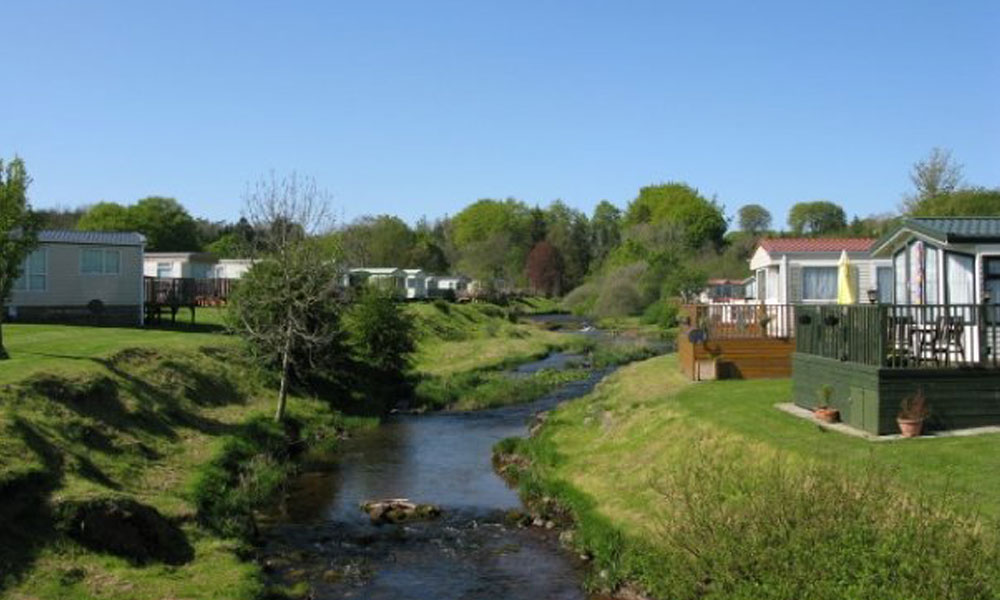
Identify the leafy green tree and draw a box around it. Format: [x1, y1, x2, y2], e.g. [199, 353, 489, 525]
[451, 199, 533, 286]
[787, 201, 847, 235]
[226, 173, 341, 422]
[338, 214, 416, 267]
[909, 188, 1000, 217]
[903, 147, 964, 212]
[345, 286, 415, 374]
[624, 183, 727, 249]
[78, 197, 201, 251]
[544, 200, 590, 291]
[129, 197, 201, 251]
[590, 200, 622, 266]
[738, 204, 772, 234]
[77, 201, 133, 231]
[0, 157, 40, 360]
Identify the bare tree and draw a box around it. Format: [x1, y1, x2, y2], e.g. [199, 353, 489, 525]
[903, 148, 965, 213]
[229, 173, 343, 421]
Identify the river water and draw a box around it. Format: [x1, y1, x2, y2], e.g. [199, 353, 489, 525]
[260, 351, 613, 599]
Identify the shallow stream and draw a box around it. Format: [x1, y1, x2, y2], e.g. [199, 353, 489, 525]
[260, 352, 612, 599]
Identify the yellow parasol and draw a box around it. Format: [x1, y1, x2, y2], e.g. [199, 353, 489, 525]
[837, 249, 855, 304]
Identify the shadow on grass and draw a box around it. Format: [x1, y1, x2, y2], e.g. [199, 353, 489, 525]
[0, 420, 62, 594]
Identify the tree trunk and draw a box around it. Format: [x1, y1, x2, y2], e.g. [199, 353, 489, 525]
[274, 325, 293, 422]
[0, 312, 8, 360]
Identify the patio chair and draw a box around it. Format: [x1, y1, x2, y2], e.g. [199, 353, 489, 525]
[886, 315, 913, 367]
[931, 315, 966, 366]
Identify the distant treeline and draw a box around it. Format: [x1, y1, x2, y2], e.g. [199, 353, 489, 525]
[34, 148, 999, 321]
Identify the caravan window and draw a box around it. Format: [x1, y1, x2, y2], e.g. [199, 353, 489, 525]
[802, 267, 837, 301]
[82, 249, 121, 275]
[13, 249, 46, 291]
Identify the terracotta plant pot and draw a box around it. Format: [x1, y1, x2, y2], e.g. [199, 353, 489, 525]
[814, 408, 840, 424]
[897, 418, 925, 438]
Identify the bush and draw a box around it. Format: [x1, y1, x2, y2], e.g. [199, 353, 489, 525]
[345, 287, 416, 374]
[189, 416, 292, 538]
[640, 300, 679, 329]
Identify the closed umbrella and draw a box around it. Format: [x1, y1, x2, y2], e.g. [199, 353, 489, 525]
[837, 250, 855, 304]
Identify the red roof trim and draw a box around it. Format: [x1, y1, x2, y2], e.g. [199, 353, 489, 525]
[757, 238, 875, 253]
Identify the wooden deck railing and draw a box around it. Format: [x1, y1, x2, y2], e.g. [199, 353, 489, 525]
[795, 303, 1000, 369]
[686, 303, 795, 340]
[144, 277, 236, 307]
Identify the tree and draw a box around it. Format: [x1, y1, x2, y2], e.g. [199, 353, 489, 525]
[904, 147, 964, 212]
[129, 197, 201, 251]
[738, 204, 771, 234]
[908, 187, 1000, 217]
[0, 157, 40, 360]
[451, 199, 533, 286]
[590, 200, 622, 267]
[77, 197, 201, 251]
[337, 215, 416, 268]
[624, 183, 727, 249]
[526, 240, 564, 296]
[787, 201, 847, 235]
[227, 173, 341, 422]
[345, 286, 415, 374]
[77, 201, 133, 231]
[544, 200, 590, 291]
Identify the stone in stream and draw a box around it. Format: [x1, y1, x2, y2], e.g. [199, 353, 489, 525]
[360, 498, 441, 525]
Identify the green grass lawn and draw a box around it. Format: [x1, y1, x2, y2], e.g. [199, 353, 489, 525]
[511, 354, 1000, 599]
[0, 310, 232, 384]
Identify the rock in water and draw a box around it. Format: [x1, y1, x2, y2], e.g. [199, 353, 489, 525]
[360, 498, 441, 525]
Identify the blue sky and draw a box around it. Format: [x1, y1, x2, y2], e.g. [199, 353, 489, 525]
[3, 0, 997, 229]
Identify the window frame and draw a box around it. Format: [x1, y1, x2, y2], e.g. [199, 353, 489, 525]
[13, 248, 47, 292]
[801, 266, 839, 302]
[81, 247, 122, 275]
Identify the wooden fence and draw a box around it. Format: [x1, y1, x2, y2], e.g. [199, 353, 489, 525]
[795, 303, 1000, 369]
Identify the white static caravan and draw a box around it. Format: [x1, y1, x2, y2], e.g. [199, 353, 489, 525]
[749, 238, 892, 305]
[8, 230, 146, 326]
[144, 252, 219, 279]
[402, 269, 427, 300]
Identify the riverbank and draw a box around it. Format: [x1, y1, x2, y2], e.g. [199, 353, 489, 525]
[0, 301, 578, 598]
[409, 302, 662, 411]
[498, 355, 1000, 599]
[0, 329, 376, 600]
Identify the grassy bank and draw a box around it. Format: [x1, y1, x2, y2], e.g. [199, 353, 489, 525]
[0, 300, 580, 598]
[408, 301, 579, 376]
[500, 355, 1000, 599]
[0, 323, 373, 600]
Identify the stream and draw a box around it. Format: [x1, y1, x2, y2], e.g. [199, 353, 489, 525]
[259, 318, 638, 599]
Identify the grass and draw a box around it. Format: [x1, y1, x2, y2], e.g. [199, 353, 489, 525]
[0, 316, 374, 600]
[0, 308, 232, 384]
[407, 301, 576, 376]
[502, 355, 1000, 599]
[414, 368, 590, 411]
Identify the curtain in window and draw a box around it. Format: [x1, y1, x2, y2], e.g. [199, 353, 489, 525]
[894, 251, 906, 304]
[877, 267, 894, 303]
[82, 249, 104, 273]
[947, 253, 974, 305]
[925, 246, 939, 304]
[803, 267, 837, 300]
[909, 242, 923, 304]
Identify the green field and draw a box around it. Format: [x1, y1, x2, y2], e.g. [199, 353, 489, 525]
[0, 314, 231, 384]
[506, 355, 1000, 599]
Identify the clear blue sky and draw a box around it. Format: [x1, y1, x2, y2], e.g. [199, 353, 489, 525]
[3, 0, 998, 229]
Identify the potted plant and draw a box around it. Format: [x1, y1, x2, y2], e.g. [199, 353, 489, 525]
[814, 384, 840, 423]
[897, 390, 930, 438]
